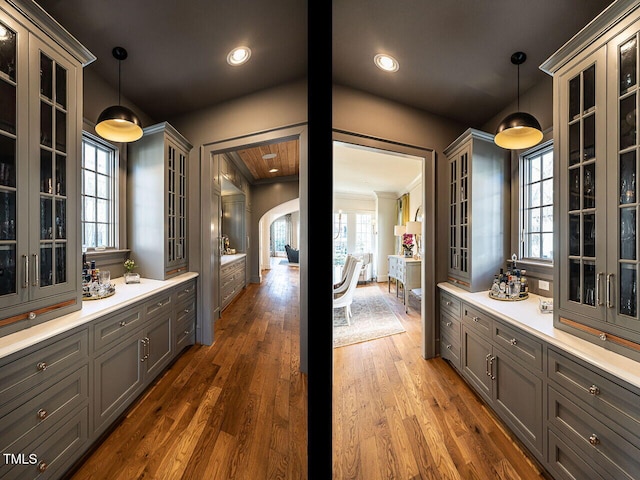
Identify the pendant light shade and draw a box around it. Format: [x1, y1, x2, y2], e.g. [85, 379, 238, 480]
[494, 52, 543, 150]
[96, 47, 143, 143]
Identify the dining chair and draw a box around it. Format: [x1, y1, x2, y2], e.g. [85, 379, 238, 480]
[333, 260, 363, 325]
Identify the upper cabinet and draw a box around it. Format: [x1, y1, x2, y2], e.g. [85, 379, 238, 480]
[0, 0, 94, 336]
[444, 128, 508, 292]
[128, 122, 193, 280]
[541, 0, 640, 360]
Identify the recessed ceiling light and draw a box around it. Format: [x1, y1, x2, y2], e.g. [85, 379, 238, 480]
[374, 53, 399, 72]
[269, 168, 278, 173]
[227, 46, 251, 66]
[262, 153, 277, 160]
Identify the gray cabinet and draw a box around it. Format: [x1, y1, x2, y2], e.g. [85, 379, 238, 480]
[444, 128, 507, 292]
[439, 290, 462, 369]
[388, 255, 421, 311]
[128, 122, 193, 280]
[459, 303, 545, 460]
[542, 0, 640, 361]
[174, 279, 196, 351]
[0, 327, 90, 478]
[0, 0, 94, 337]
[221, 255, 246, 311]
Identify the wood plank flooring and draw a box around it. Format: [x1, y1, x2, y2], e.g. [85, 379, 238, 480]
[68, 262, 550, 480]
[67, 260, 306, 480]
[333, 281, 550, 480]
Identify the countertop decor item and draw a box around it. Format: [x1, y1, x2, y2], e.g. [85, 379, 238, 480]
[124, 259, 140, 284]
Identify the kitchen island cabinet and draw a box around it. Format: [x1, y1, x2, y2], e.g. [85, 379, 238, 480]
[439, 282, 640, 480]
[0, 272, 197, 479]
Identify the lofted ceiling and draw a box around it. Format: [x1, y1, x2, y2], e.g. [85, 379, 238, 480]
[35, 0, 615, 191]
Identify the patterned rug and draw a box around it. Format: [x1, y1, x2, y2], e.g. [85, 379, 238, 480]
[333, 284, 406, 348]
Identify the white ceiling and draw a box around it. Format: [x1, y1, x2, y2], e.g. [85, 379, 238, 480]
[333, 141, 422, 198]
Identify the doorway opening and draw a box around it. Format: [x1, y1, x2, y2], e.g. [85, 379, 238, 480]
[332, 130, 436, 358]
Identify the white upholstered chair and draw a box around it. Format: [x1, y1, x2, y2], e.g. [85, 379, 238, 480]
[334, 255, 357, 296]
[333, 260, 363, 325]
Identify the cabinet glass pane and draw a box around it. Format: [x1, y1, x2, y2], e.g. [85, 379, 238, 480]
[620, 207, 636, 260]
[55, 199, 65, 239]
[0, 81, 16, 135]
[569, 259, 581, 302]
[40, 150, 52, 193]
[619, 264, 637, 318]
[55, 109, 66, 152]
[0, 244, 16, 295]
[620, 93, 636, 150]
[56, 154, 66, 196]
[83, 196, 95, 222]
[569, 122, 580, 166]
[583, 213, 595, 258]
[40, 102, 52, 148]
[55, 244, 66, 284]
[40, 197, 52, 239]
[620, 151, 636, 204]
[55, 64, 66, 108]
[583, 65, 596, 112]
[621, 36, 637, 93]
[40, 244, 52, 286]
[583, 114, 595, 160]
[583, 163, 595, 209]
[569, 168, 580, 211]
[583, 261, 596, 306]
[0, 135, 16, 187]
[40, 53, 52, 100]
[0, 23, 16, 81]
[569, 214, 580, 256]
[569, 75, 580, 120]
[0, 190, 15, 240]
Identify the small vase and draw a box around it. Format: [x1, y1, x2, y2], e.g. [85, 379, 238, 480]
[404, 249, 413, 258]
[124, 272, 140, 284]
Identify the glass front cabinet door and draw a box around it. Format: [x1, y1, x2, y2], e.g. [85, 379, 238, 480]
[545, 4, 640, 359]
[0, 2, 93, 335]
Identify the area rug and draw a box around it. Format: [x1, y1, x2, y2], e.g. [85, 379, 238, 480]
[333, 284, 406, 348]
[279, 259, 299, 267]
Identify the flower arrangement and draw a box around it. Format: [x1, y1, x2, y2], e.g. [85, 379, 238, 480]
[124, 259, 136, 273]
[402, 233, 414, 251]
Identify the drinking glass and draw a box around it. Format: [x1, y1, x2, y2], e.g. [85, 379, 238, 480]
[99, 270, 110, 286]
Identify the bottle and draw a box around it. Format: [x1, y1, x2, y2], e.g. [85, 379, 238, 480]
[520, 270, 528, 296]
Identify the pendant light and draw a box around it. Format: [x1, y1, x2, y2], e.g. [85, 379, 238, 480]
[95, 47, 143, 143]
[494, 52, 543, 150]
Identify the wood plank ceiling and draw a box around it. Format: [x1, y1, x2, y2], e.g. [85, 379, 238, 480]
[236, 139, 299, 181]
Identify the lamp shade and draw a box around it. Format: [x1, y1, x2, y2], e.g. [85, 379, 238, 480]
[95, 105, 143, 142]
[405, 221, 422, 235]
[394, 225, 406, 236]
[494, 111, 543, 150]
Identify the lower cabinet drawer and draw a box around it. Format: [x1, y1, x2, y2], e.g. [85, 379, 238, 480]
[440, 309, 461, 340]
[548, 348, 640, 444]
[0, 364, 88, 453]
[548, 386, 640, 480]
[0, 329, 88, 410]
[440, 330, 461, 370]
[548, 429, 605, 480]
[440, 290, 461, 318]
[462, 304, 492, 339]
[493, 320, 543, 372]
[1, 404, 89, 480]
[92, 307, 144, 352]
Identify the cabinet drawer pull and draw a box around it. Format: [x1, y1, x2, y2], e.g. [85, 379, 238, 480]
[184, 288, 192, 293]
[446, 344, 452, 350]
[37, 408, 48, 420]
[157, 302, 164, 307]
[446, 321, 452, 327]
[184, 308, 191, 313]
[36, 361, 47, 371]
[588, 385, 600, 396]
[472, 316, 479, 322]
[184, 330, 191, 335]
[509, 338, 517, 346]
[445, 301, 452, 306]
[120, 321, 127, 327]
[37, 461, 48, 472]
[589, 434, 600, 446]
[599, 333, 607, 341]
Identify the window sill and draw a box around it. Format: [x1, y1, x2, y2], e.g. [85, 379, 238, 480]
[85, 249, 130, 260]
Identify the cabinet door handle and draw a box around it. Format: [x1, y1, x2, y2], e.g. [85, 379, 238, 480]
[140, 338, 147, 362]
[486, 353, 492, 376]
[32, 254, 39, 286]
[144, 336, 150, 360]
[489, 356, 496, 380]
[22, 254, 28, 288]
[588, 433, 600, 446]
[606, 274, 615, 308]
[596, 272, 603, 306]
[588, 385, 600, 396]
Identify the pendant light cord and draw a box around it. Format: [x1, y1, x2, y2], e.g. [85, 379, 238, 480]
[517, 62, 520, 111]
[118, 58, 122, 106]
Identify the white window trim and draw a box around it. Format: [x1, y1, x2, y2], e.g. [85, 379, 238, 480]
[81, 131, 120, 251]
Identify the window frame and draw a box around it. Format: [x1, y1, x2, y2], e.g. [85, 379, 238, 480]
[81, 131, 119, 251]
[519, 139, 554, 264]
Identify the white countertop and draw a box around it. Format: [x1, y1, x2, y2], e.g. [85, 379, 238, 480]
[0, 272, 198, 360]
[438, 282, 640, 390]
[221, 253, 246, 265]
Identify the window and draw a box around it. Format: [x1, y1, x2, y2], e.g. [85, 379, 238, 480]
[354, 213, 374, 254]
[521, 141, 554, 261]
[81, 133, 118, 249]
